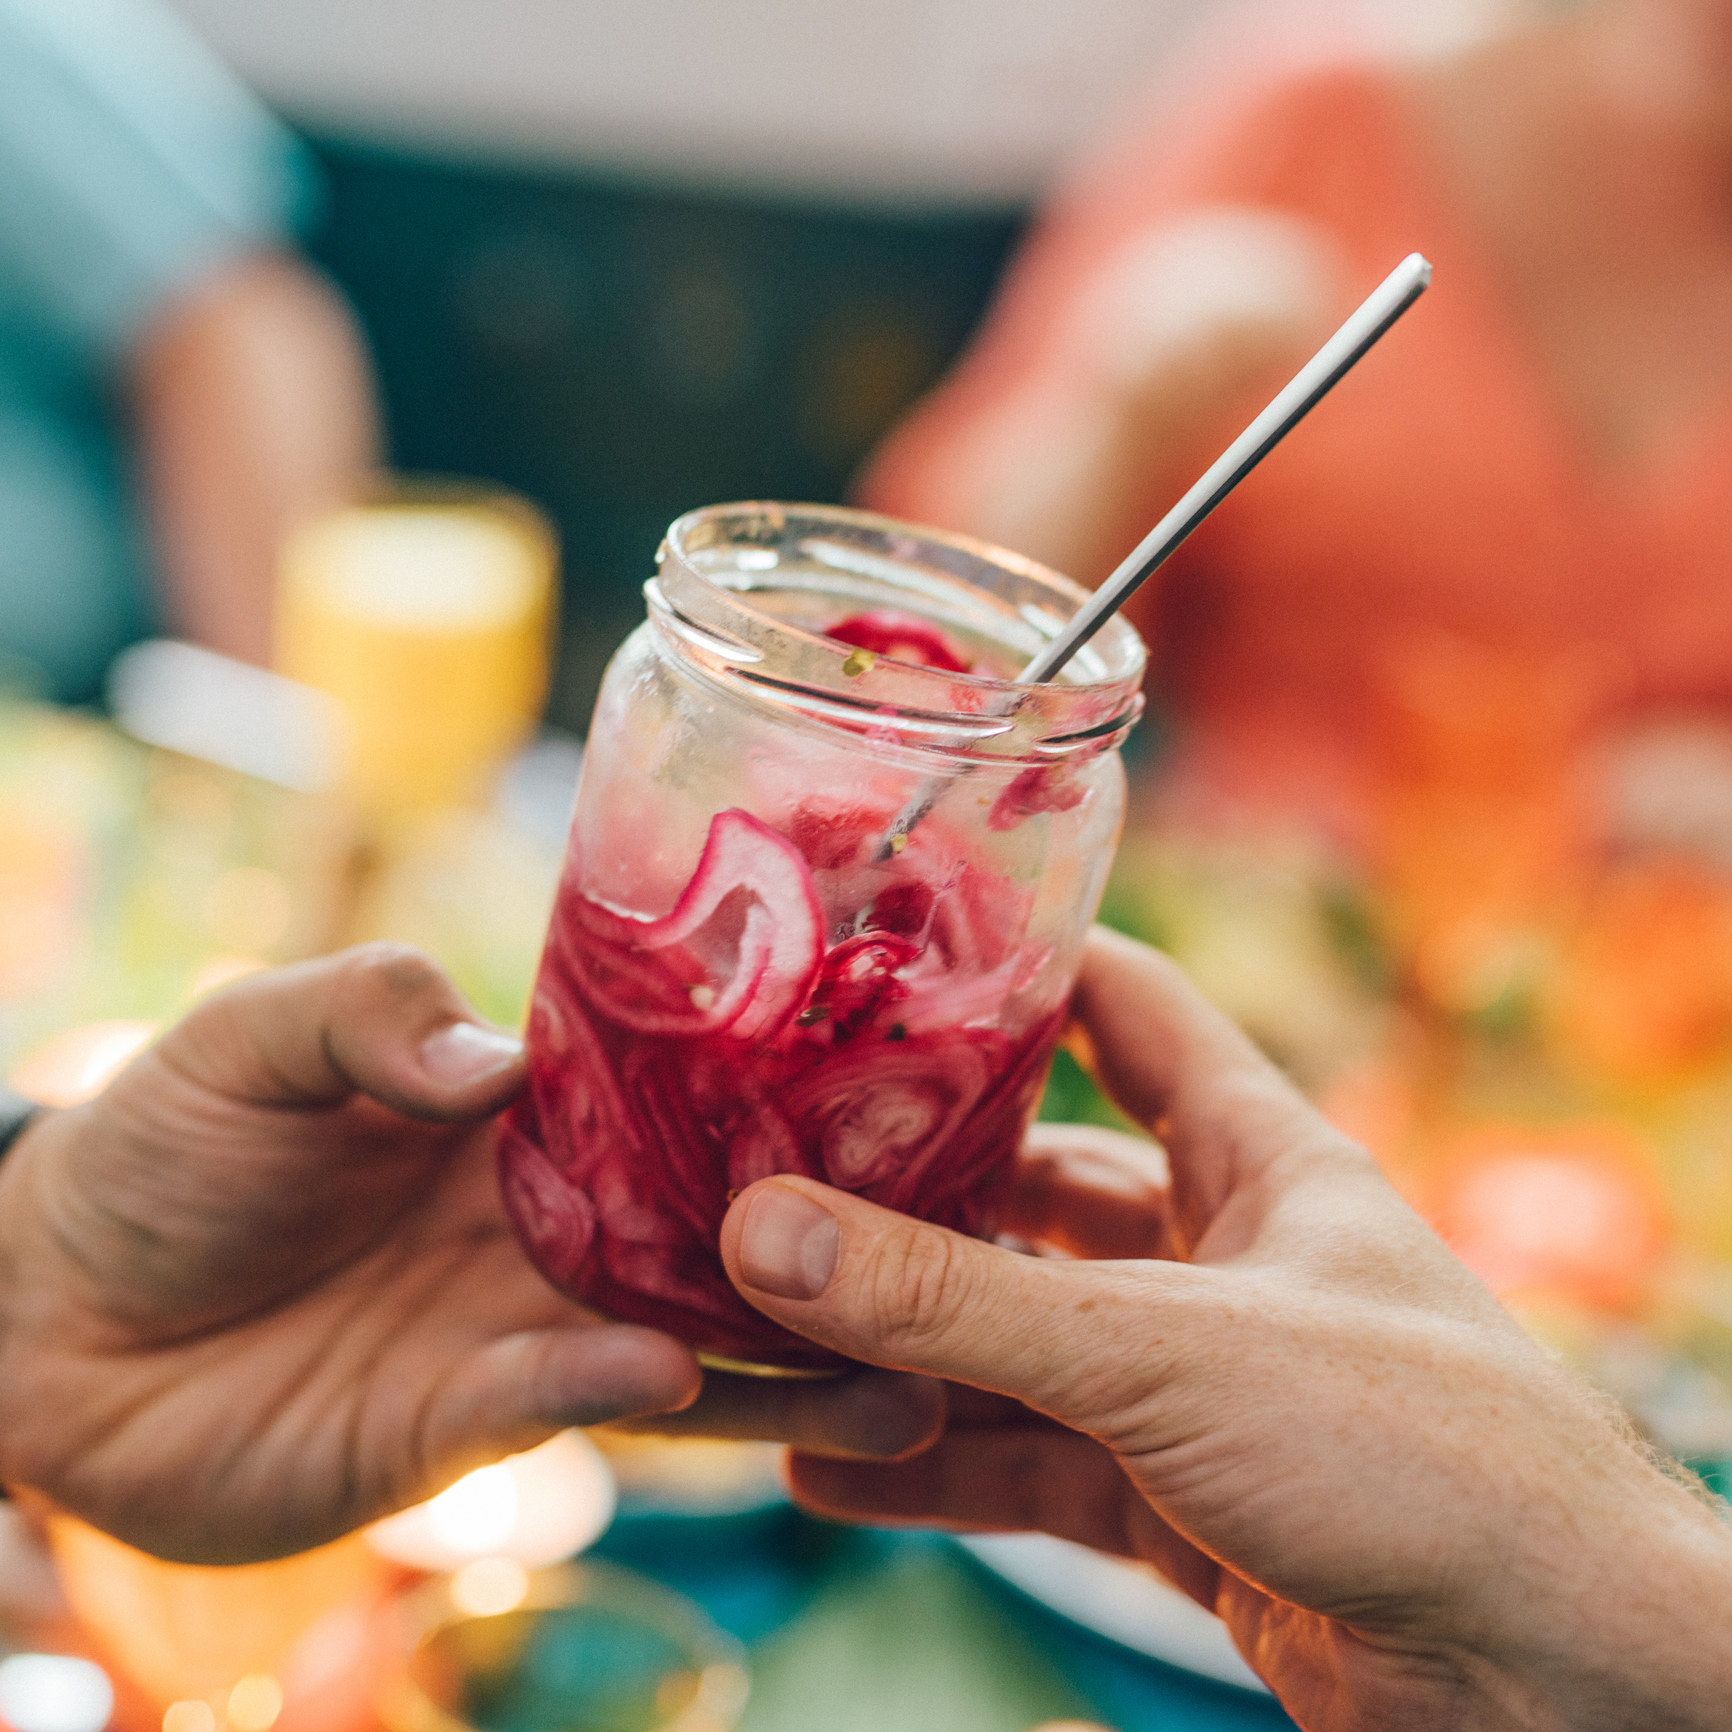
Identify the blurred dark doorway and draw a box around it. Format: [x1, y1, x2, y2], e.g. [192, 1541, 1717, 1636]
[304, 138, 1024, 730]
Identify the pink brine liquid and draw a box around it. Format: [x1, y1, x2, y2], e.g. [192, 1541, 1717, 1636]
[500, 605, 1101, 1373]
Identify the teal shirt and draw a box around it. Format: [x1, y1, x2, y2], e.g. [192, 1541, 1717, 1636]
[0, 0, 314, 701]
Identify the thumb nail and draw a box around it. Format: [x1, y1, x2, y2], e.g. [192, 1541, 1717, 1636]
[420, 1021, 523, 1085]
[738, 1185, 840, 1301]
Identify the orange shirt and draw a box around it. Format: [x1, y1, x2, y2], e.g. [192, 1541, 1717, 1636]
[860, 60, 1732, 848]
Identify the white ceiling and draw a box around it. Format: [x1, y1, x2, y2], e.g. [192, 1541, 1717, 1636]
[165, 0, 1525, 204]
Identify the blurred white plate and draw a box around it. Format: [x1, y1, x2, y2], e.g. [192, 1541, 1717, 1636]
[958, 1533, 1270, 1695]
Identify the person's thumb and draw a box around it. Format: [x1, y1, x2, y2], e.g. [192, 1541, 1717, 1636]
[719, 1175, 1197, 1425]
[152, 942, 526, 1122]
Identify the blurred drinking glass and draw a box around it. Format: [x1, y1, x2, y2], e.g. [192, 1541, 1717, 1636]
[275, 482, 556, 830]
[48, 1517, 390, 1732]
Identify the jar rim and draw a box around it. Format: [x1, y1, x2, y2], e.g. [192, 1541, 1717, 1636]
[652, 502, 1146, 767]
[661, 501, 1145, 686]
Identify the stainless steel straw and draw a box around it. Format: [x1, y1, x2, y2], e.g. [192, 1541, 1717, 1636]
[879, 251, 1433, 855]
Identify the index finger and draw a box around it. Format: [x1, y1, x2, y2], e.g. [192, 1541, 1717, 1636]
[1070, 927, 1352, 1254]
[994, 1123, 1174, 1261]
[614, 1365, 945, 1461]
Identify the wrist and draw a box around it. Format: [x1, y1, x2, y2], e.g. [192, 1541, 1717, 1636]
[0, 1103, 86, 1466]
[1470, 1474, 1732, 1731]
[0, 1088, 38, 1162]
[0, 1092, 59, 1329]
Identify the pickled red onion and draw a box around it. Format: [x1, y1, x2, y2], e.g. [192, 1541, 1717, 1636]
[567, 808, 824, 1040]
[827, 609, 975, 673]
[504, 795, 1064, 1370]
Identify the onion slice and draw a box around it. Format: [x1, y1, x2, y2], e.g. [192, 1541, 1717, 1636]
[827, 609, 975, 673]
[565, 808, 825, 1041]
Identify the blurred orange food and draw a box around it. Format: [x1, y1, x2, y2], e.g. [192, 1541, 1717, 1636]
[49, 1516, 391, 1732]
[0, 803, 83, 999]
[1372, 638, 1599, 1016]
[1423, 1121, 1671, 1313]
[1547, 856, 1732, 1086]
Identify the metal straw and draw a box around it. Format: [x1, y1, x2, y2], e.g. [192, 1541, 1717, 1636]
[878, 251, 1432, 856]
[1018, 250, 1432, 683]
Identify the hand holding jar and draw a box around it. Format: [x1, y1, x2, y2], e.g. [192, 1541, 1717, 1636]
[711, 929, 1732, 1732]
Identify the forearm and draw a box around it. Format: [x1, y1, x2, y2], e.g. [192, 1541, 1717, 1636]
[128, 252, 380, 664]
[864, 211, 1344, 589]
[1557, 1516, 1732, 1732]
[0, 1099, 78, 1494]
[1460, 1473, 1732, 1732]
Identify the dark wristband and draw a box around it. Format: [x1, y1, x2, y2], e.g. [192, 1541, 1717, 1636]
[0, 1087, 31, 1500]
[0, 1087, 37, 1160]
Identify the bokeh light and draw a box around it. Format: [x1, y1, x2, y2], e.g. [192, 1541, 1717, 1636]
[225, 1673, 284, 1732]
[429, 1463, 517, 1556]
[450, 1556, 530, 1618]
[366, 1431, 616, 1571]
[10, 1019, 157, 1106]
[0, 1655, 113, 1732]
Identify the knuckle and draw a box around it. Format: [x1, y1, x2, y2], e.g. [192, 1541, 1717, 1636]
[338, 942, 446, 1009]
[861, 1225, 976, 1359]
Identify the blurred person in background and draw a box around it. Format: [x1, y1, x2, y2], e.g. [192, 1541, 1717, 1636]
[860, 0, 1732, 861]
[0, 0, 378, 703]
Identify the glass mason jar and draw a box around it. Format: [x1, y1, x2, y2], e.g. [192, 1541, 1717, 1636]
[499, 503, 1146, 1374]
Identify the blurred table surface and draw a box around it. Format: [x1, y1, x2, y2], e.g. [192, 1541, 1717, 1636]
[592, 1509, 1292, 1732]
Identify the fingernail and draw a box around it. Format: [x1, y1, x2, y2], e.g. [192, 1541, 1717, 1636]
[738, 1186, 839, 1300]
[420, 1021, 523, 1084]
